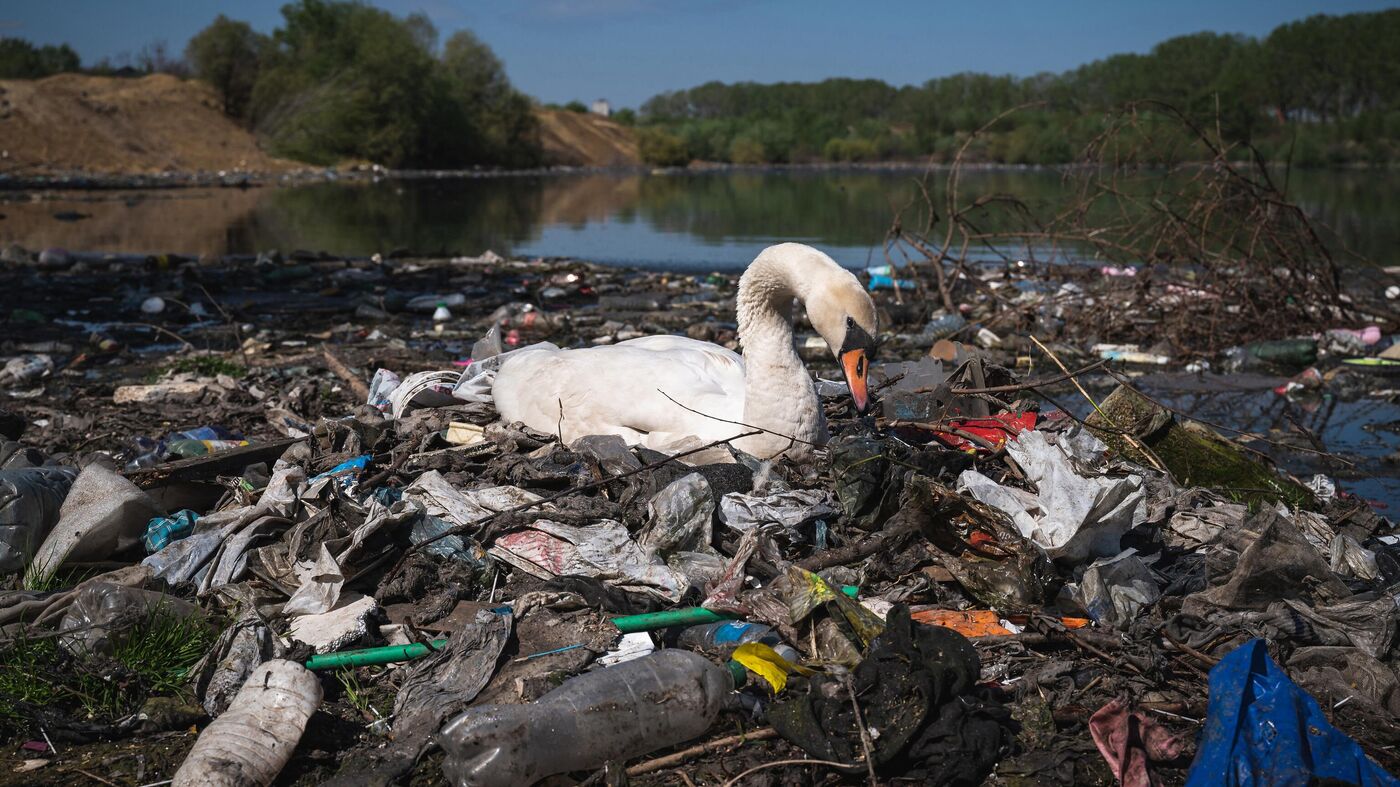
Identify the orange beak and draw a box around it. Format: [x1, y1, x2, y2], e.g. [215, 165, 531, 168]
[840, 348, 870, 414]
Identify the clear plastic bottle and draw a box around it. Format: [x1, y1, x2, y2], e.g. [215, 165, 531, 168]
[173, 660, 321, 787]
[438, 649, 739, 787]
[677, 620, 802, 663]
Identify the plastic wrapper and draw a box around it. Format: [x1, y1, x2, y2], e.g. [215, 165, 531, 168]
[1076, 549, 1162, 629]
[143, 509, 198, 553]
[1186, 639, 1396, 787]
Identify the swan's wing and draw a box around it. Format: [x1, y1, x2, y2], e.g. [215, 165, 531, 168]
[492, 337, 747, 444]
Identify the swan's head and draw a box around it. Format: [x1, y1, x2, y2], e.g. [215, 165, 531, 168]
[807, 275, 878, 414]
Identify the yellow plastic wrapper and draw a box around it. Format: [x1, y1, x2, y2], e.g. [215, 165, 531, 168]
[731, 642, 813, 693]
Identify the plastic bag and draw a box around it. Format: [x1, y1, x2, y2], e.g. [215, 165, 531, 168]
[1186, 639, 1399, 787]
[0, 465, 77, 574]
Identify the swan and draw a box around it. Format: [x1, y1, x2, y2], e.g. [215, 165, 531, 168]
[491, 243, 877, 460]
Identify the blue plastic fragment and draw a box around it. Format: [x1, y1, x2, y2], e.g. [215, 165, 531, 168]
[310, 455, 371, 488]
[143, 509, 199, 553]
[867, 274, 917, 291]
[1186, 638, 1400, 787]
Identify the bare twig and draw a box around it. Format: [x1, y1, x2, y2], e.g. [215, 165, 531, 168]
[626, 728, 780, 776]
[843, 672, 879, 787]
[720, 758, 862, 787]
[657, 390, 820, 450]
[321, 345, 371, 401]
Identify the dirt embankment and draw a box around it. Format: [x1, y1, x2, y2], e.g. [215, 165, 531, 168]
[0, 74, 639, 176]
[534, 107, 639, 167]
[0, 73, 298, 176]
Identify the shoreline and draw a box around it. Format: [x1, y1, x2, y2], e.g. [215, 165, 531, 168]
[3, 158, 1391, 194]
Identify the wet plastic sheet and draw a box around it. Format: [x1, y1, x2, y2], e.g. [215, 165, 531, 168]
[958, 429, 1146, 562]
[1186, 638, 1400, 787]
[0, 465, 77, 573]
[718, 489, 836, 537]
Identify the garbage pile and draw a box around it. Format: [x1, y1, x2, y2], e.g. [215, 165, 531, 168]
[1, 244, 1399, 785]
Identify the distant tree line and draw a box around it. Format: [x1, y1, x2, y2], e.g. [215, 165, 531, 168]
[637, 10, 1400, 167]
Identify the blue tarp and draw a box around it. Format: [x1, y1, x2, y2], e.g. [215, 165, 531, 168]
[1186, 638, 1399, 787]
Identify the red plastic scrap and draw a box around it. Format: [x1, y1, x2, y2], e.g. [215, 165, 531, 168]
[933, 411, 1037, 452]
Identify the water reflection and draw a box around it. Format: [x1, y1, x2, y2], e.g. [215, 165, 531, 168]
[1, 168, 1394, 270]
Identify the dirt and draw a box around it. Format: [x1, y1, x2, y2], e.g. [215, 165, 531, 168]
[0, 74, 299, 176]
[535, 108, 639, 168]
[0, 75, 639, 177]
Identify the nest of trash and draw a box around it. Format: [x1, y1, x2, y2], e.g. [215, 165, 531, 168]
[1, 246, 1399, 785]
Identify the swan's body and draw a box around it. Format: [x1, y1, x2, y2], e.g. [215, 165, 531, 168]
[492, 243, 877, 460]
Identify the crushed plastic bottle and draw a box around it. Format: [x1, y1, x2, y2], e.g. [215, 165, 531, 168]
[0, 354, 54, 388]
[919, 313, 968, 343]
[172, 660, 322, 787]
[439, 649, 739, 787]
[677, 620, 801, 663]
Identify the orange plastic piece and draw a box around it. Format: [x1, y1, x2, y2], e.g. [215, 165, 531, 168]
[910, 609, 1013, 637]
[912, 609, 1094, 637]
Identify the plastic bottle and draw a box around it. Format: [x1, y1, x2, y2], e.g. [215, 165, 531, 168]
[920, 313, 968, 343]
[677, 620, 802, 663]
[439, 649, 739, 787]
[433, 302, 453, 322]
[165, 438, 250, 459]
[1225, 339, 1318, 371]
[172, 660, 322, 787]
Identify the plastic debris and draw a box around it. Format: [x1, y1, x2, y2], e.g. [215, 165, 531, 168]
[1186, 639, 1399, 787]
[438, 650, 738, 787]
[173, 660, 322, 787]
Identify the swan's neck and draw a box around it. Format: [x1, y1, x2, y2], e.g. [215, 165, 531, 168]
[734, 252, 825, 459]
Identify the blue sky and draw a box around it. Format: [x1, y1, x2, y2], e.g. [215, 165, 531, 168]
[5, 0, 1396, 108]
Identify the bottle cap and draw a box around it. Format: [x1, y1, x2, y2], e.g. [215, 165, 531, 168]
[726, 659, 747, 689]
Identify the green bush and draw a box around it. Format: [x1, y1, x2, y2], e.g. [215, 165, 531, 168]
[823, 137, 878, 162]
[728, 136, 767, 164]
[186, 15, 266, 119]
[638, 127, 690, 166]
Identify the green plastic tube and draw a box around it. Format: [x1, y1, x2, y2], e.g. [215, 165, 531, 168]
[610, 607, 739, 633]
[305, 639, 447, 670]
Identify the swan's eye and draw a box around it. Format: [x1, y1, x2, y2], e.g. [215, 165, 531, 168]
[846, 316, 854, 328]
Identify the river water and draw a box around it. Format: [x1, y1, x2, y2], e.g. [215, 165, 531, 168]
[2, 167, 1396, 270]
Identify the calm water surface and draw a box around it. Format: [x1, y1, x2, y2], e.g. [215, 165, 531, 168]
[2, 168, 1396, 270]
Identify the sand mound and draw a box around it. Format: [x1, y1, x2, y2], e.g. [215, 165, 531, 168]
[0, 73, 297, 175]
